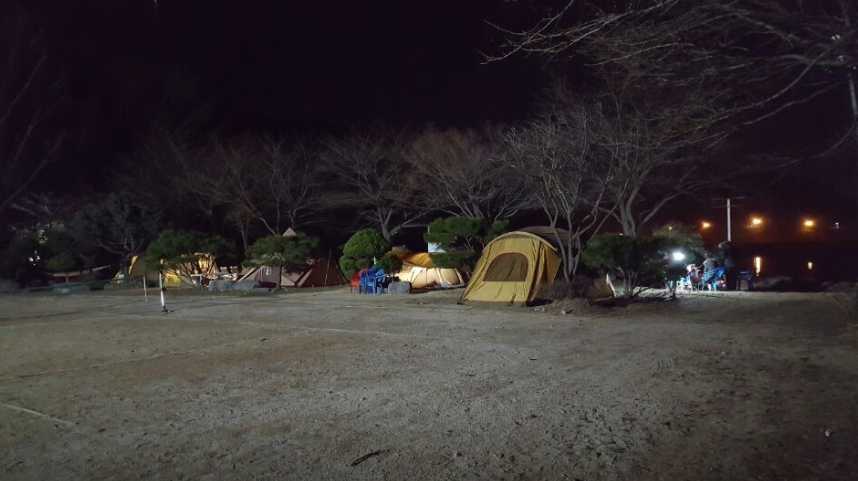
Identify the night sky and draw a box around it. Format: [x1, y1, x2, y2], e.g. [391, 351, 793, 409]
[21, 0, 858, 237]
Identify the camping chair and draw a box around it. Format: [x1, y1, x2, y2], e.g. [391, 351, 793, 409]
[680, 265, 702, 291]
[360, 267, 386, 295]
[350, 269, 365, 294]
[701, 267, 725, 291]
[737, 270, 755, 291]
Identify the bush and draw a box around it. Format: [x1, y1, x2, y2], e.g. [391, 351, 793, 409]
[145, 230, 229, 280]
[246, 233, 317, 269]
[245, 233, 318, 287]
[652, 223, 705, 295]
[375, 251, 403, 273]
[424, 216, 508, 270]
[45, 252, 78, 273]
[42, 230, 83, 273]
[582, 234, 666, 298]
[339, 228, 390, 276]
[0, 235, 43, 286]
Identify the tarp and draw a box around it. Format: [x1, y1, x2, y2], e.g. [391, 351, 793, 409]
[392, 252, 465, 290]
[461, 231, 561, 305]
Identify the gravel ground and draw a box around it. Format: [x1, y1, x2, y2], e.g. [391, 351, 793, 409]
[1, 288, 856, 480]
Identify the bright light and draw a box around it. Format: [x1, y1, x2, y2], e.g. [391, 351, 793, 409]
[754, 256, 762, 276]
[671, 251, 686, 262]
[803, 219, 816, 228]
[750, 217, 764, 227]
[807, 261, 814, 271]
[701, 221, 712, 230]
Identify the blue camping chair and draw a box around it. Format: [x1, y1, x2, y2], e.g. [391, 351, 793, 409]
[359, 267, 386, 294]
[701, 267, 725, 291]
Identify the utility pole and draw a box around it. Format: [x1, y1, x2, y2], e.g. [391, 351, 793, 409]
[726, 198, 732, 242]
[713, 196, 746, 243]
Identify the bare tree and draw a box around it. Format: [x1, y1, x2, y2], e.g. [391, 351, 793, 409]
[505, 101, 616, 281]
[489, 0, 858, 144]
[594, 94, 721, 237]
[115, 128, 191, 218]
[71, 193, 160, 275]
[217, 136, 321, 237]
[322, 129, 424, 241]
[405, 127, 530, 222]
[0, 5, 64, 214]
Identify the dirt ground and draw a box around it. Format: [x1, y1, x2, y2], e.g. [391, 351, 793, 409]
[1, 287, 857, 481]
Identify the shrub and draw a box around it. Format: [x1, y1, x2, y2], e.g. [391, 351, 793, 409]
[145, 230, 229, 282]
[424, 216, 508, 270]
[245, 233, 318, 288]
[0, 235, 42, 286]
[375, 251, 403, 273]
[45, 252, 78, 273]
[582, 234, 666, 298]
[339, 228, 390, 276]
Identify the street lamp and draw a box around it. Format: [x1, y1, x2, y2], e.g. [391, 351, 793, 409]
[701, 221, 712, 230]
[750, 217, 764, 227]
[803, 218, 816, 229]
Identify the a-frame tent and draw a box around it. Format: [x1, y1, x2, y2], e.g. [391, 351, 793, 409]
[237, 257, 346, 288]
[236, 229, 347, 288]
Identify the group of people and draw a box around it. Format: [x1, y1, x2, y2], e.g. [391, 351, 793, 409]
[682, 241, 736, 291]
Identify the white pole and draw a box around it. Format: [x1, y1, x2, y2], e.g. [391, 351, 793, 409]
[159, 271, 167, 313]
[143, 276, 148, 300]
[726, 197, 732, 242]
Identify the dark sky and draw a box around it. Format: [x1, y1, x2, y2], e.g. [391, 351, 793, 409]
[22, 0, 858, 235]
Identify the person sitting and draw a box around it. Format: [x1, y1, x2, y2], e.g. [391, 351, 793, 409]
[701, 257, 720, 291]
[685, 264, 701, 290]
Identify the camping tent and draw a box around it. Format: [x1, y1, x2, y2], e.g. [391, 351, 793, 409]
[237, 257, 346, 288]
[461, 230, 561, 305]
[393, 252, 465, 289]
[115, 254, 218, 288]
[236, 228, 347, 288]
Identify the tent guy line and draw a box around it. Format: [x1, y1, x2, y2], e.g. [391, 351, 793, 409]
[0, 402, 76, 428]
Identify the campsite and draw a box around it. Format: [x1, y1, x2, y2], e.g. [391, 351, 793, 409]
[4, 1, 858, 480]
[2, 288, 857, 481]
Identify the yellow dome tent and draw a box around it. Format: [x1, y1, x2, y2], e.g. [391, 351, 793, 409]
[461, 231, 561, 305]
[393, 252, 465, 290]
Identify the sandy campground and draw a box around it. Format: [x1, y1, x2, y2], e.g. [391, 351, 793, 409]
[1, 287, 857, 481]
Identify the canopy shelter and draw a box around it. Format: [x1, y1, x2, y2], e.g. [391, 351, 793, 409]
[461, 230, 561, 305]
[393, 252, 465, 290]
